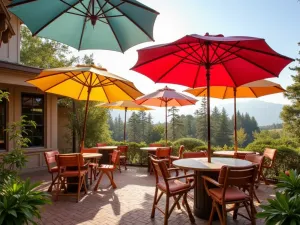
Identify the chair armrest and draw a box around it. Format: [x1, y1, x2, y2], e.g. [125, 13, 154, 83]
[167, 174, 195, 181]
[202, 175, 221, 187]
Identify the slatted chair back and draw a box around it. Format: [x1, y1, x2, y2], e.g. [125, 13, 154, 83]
[44, 150, 59, 172]
[218, 165, 257, 189]
[117, 145, 128, 155]
[156, 147, 171, 158]
[96, 143, 107, 147]
[150, 156, 170, 184]
[183, 151, 207, 158]
[111, 150, 121, 168]
[80, 148, 98, 153]
[263, 148, 277, 168]
[56, 154, 84, 174]
[178, 145, 185, 158]
[245, 154, 265, 182]
[149, 143, 163, 147]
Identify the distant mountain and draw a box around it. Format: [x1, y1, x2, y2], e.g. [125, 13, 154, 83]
[108, 100, 285, 127]
[216, 100, 284, 126]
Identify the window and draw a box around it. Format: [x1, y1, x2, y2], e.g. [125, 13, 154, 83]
[0, 99, 6, 150]
[21, 93, 44, 147]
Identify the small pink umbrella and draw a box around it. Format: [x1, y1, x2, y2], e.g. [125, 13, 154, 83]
[135, 86, 198, 145]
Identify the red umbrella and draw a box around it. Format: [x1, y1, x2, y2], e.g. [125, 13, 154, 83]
[131, 33, 293, 162]
[135, 86, 198, 145]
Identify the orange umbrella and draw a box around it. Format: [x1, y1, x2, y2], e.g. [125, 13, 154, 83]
[135, 86, 198, 145]
[185, 80, 285, 152]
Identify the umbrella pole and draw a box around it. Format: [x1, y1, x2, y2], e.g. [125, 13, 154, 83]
[206, 68, 211, 163]
[124, 107, 127, 143]
[234, 88, 238, 153]
[165, 101, 168, 146]
[80, 87, 91, 151]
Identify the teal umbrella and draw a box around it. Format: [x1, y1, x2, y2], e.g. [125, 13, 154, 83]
[8, 0, 159, 52]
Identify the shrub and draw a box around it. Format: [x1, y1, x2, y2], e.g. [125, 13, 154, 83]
[256, 192, 300, 224]
[172, 138, 205, 151]
[0, 179, 51, 225]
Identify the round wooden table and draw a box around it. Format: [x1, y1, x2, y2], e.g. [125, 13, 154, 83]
[140, 147, 170, 172]
[93, 146, 118, 163]
[82, 153, 102, 159]
[173, 157, 252, 220]
[213, 150, 256, 157]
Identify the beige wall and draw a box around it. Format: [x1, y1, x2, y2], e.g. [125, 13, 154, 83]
[0, 81, 58, 173]
[0, 13, 20, 63]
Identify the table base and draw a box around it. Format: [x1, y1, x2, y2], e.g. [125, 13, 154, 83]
[194, 170, 219, 220]
[100, 150, 113, 164]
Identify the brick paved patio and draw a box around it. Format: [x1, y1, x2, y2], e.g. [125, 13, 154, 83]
[23, 166, 272, 225]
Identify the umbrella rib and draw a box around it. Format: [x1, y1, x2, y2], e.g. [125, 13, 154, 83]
[106, 1, 154, 41]
[77, 83, 85, 100]
[210, 41, 240, 64]
[188, 43, 206, 63]
[69, 71, 87, 85]
[78, 0, 91, 15]
[78, 0, 93, 50]
[173, 54, 200, 65]
[175, 44, 202, 62]
[60, 0, 90, 16]
[104, 77, 137, 100]
[222, 86, 228, 99]
[66, 12, 86, 17]
[249, 87, 258, 98]
[198, 41, 208, 64]
[97, 1, 125, 17]
[99, 1, 124, 53]
[210, 44, 237, 86]
[220, 42, 294, 61]
[192, 65, 201, 88]
[32, 0, 82, 36]
[42, 72, 79, 92]
[216, 44, 278, 77]
[210, 43, 220, 63]
[102, 85, 111, 102]
[96, 0, 109, 16]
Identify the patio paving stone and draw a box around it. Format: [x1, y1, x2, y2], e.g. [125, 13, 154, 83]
[22, 166, 271, 225]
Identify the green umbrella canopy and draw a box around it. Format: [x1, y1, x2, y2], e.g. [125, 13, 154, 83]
[8, 0, 159, 52]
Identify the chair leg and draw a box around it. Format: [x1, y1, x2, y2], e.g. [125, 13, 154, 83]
[253, 189, 261, 203]
[118, 159, 121, 173]
[261, 172, 269, 185]
[89, 167, 93, 186]
[173, 196, 181, 210]
[124, 157, 127, 170]
[48, 173, 58, 192]
[250, 199, 257, 225]
[208, 201, 216, 225]
[82, 175, 88, 195]
[151, 187, 158, 218]
[233, 203, 240, 220]
[105, 171, 117, 189]
[222, 203, 227, 225]
[215, 203, 224, 225]
[164, 195, 169, 225]
[55, 177, 61, 202]
[183, 193, 195, 223]
[77, 176, 82, 203]
[94, 171, 104, 191]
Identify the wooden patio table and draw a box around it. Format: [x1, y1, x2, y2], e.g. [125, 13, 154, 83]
[93, 146, 118, 164]
[172, 157, 251, 220]
[140, 146, 170, 172]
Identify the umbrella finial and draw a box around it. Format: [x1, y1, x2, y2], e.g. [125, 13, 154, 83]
[90, 15, 98, 27]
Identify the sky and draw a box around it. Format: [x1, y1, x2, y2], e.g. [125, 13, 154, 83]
[75, 0, 300, 122]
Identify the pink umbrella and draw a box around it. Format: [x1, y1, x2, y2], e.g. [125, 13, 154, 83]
[135, 86, 198, 145]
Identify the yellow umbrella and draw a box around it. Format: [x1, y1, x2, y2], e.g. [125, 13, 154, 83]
[96, 100, 152, 142]
[185, 80, 285, 152]
[27, 64, 143, 149]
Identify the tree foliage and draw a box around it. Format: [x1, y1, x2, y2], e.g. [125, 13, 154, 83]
[168, 107, 183, 141]
[281, 43, 300, 138]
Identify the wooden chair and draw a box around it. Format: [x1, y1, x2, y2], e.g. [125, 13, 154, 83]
[96, 143, 107, 147]
[150, 156, 195, 225]
[150, 147, 172, 173]
[149, 143, 163, 147]
[261, 148, 277, 185]
[44, 150, 60, 192]
[94, 150, 120, 190]
[170, 145, 184, 166]
[81, 148, 99, 185]
[117, 145, 128, 172]
[245, 154, 265, 203]
[55, 154, 88, 203]
[202, 165, 257, 225]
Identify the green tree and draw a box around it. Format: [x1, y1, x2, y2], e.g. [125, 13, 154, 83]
[138, 111, 147, 142]
[151, 124, 164, 142]
[211, 106, 221, 146]
[182, 115, 196, 138]
[20, 26, 78, 68]
[195, 97, 207, 141]
[145, 113, 154, 143]
[281, 44, 300, 138]
[168, 107, 184, 141]
[237, 128, 247, 147]
[215, 108, 232, 146]
[127, 112, 140, 142]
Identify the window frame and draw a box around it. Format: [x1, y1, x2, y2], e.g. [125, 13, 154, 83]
[21, 92, 45, 148]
